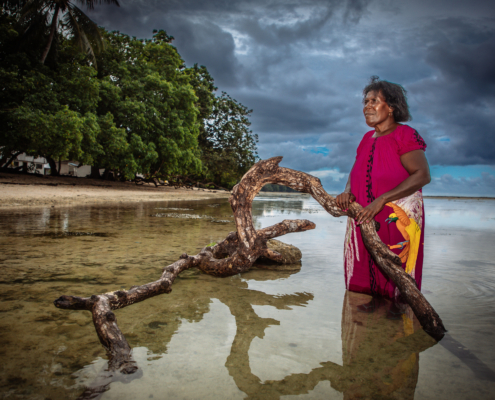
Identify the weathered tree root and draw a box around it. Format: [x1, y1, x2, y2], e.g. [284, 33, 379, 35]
[53, 217, 315, 375]
[54, 156, 446, 379]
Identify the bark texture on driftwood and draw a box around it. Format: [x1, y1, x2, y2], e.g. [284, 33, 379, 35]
[54, 156, 446, 381]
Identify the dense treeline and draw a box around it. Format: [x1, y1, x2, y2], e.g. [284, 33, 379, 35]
[0, 2, 258, 189]
[260, 184, 298, 193]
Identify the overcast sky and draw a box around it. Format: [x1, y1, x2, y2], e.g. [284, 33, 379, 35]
[87, 0, 495, 196]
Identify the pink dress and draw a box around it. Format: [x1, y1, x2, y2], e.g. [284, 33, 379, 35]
[344, 124, 427, 300]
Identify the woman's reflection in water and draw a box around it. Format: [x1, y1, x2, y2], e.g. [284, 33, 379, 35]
[226, 287, 437, 399]
[340, 291, 427, 399]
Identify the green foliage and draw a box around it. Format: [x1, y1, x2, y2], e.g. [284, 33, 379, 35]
[186, 64, 216, 142]
[13, 106, 99, 164]
[261, 184, 298, 193]
[95, 29, 202, 178]
[0, 22, 103, 170]
[193, 92, 259, 188]
[0, 9, 258, 184]
[4, 0, 120, 65]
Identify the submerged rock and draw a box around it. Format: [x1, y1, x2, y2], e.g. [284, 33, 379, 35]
[255, 239, 302, 270]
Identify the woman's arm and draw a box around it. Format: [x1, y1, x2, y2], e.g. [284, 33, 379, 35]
[335, 161, 356, 210]
[355, 150, 431, 225]
[343, 174, 352, 194]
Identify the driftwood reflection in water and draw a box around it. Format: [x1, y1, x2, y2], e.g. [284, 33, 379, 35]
[76, 266, 308, 399]
[77, 267, 437, 399]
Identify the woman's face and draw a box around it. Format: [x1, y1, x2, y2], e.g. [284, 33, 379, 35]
[363, 90, 393, 127]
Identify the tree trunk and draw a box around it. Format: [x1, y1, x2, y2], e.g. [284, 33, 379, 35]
[0, 151, 22, 169]
[90, 165, 101, 179]
[40, 5, 60, 65]
[103, 169, 114, 180]
[46, 157, 59, 176]
[54, 156, 446, 378]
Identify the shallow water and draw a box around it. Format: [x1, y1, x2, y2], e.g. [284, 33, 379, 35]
[0, 196, 494, 399]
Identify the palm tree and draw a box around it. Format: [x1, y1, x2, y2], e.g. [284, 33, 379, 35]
[2, 0, 119, 65]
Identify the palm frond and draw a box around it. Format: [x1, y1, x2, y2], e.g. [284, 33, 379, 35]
[16, 0, 48, 26]
[5, 0, 118, 66]
[64, 4, 104, 67]
[62, 6, 83, 48]
[80, 29, 96, 67]
[18, 9, 48, 38]
[76, 0, 119, 10]
[13, 2, 50, 56]
[68, 4, 104, 52]
[0, 0, 32, 12]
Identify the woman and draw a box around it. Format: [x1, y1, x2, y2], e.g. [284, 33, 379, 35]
[335, 76, 430, 306]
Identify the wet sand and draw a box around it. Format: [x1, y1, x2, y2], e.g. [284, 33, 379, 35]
[0, 172, 231, 208]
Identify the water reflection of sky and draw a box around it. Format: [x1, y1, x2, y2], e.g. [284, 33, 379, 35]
[425, 199, 495, 230]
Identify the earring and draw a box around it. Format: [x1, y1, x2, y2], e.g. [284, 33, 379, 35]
[389, 112, 393, 117]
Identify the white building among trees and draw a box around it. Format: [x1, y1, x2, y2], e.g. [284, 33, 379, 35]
[6, 153, 92, 177]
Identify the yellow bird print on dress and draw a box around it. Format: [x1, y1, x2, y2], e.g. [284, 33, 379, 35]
[385, 202, 421, 276]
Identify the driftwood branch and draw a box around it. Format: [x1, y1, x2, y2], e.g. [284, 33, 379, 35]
[54, 156, 446, 384]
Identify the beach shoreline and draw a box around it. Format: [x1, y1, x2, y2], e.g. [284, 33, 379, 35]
[1, 171, 493, 209]
[0, 171, 232, 209]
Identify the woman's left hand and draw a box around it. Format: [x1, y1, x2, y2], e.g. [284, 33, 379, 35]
[356, 197, 386, 225]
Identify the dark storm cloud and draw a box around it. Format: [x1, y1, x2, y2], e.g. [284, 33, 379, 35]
[164, 17, 238, 87]
[86, 2, 240, 86]
[86, 0, 495, 194]
[86, 0, 369, 87]
[408, 17, 495, 166]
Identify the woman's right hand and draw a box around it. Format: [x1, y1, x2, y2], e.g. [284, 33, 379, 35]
[335, 192, 356, 211]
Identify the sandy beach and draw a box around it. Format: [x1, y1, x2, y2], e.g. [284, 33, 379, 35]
[0, 172, 232, 208]
[2, 171, 492, 209]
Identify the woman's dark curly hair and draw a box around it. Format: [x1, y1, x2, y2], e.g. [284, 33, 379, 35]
[363, 76, 412, 122]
